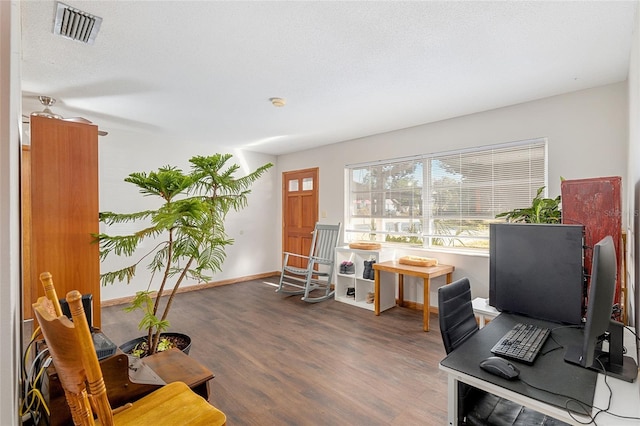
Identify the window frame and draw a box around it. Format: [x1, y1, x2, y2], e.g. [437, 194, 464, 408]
[344, 138, 548, 252]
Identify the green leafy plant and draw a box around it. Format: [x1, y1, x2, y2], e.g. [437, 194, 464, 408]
[130, 337, 175, 358]
[95, 154, 273, 355]
[495, 186, 561, 223]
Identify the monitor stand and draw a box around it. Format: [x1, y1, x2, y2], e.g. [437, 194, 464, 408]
[590, 321, 638, 383]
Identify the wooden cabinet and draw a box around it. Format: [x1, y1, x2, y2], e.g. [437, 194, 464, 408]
[561, 176, 622, 321]
[24, 116, 101, 326]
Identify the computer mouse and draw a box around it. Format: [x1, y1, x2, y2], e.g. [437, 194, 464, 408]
[479, 356, 520, 380]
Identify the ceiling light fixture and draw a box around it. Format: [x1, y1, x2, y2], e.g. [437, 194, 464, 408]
[270, 97, 286, 107]
[31, 96, 63, 119]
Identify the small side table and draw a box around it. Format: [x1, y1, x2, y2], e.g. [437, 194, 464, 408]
[373, 260, 455, 331]
[471, 297, 499, 328]
[144, 348, 214, 399]
[46, 348, 215, 426]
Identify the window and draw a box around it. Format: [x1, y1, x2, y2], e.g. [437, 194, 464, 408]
[345, 138, 547, 251]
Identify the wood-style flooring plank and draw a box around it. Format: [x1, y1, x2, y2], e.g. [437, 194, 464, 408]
[100, 277, 449, 425]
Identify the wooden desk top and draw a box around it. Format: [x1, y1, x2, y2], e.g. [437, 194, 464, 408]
[373, 260, 454, 278]
[144, 348, 214, 388]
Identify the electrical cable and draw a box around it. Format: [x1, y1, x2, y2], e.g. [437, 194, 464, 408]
[519, 345, 640, 425]
[21, 327, 42, 383]
[541, 324, 584, 356]
[20, 356, 50, 424]
[20, 326, 51, 425]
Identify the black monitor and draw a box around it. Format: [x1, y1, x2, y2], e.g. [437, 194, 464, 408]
[59, 293, 93, 328]
[490, 223, 584, 325]
[564, 236, 637, 382]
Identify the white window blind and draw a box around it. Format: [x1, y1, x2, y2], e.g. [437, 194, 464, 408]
[345, 138, 547, 250]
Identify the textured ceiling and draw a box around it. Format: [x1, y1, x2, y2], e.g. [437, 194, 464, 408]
[20, 1, 637, 155]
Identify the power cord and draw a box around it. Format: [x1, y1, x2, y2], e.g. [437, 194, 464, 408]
[541, 324, 583, 356]
[520, 339, 640, 425]
[19, 327, 51, 425]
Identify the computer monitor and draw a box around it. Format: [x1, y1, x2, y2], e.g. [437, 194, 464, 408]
[489, 223, 584, 324]
[59, 293, 93, 328]
[564, 235, 637, 382]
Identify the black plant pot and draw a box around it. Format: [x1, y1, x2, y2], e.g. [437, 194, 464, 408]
[119, 332, 191, 357]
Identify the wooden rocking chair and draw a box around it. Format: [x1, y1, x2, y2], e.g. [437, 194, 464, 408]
[32, 288, 227, 426]
[276, 222, 341, 302]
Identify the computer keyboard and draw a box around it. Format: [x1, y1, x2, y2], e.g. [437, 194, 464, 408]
[490, 323, 551, 364]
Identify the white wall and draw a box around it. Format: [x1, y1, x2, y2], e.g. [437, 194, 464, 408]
[98, 131, 279, 301]
[628, 3, 640, 339]
[278, 82, 629, 306]
[1, 2, 21, 425]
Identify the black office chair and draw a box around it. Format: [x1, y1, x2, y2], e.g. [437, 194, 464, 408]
[438, 278, 569, 426]
[438, 277, 479, 355]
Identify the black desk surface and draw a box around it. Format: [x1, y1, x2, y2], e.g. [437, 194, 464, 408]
[440, 313, 597, 412]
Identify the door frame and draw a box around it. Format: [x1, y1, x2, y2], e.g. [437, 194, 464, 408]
[282, 167, 319, 263]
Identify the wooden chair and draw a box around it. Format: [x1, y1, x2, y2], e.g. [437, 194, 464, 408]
[276, 222, 341, 302]
[33, 289, 227, 426]
[39, 271, 63, 316]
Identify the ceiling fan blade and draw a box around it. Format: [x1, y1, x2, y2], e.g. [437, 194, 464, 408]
[23, 92, 153, 134]
[62, 117, 109, 136]
[62, 116, 93, 124]
[24, 95, 109, 136]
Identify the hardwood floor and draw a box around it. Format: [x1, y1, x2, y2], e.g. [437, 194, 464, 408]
[100, 277, 450, 425]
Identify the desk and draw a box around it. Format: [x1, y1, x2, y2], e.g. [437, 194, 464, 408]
[46, 348, 214, 426]
[373, 260, 454, 331]
[471, 297, 499, 328]
[144, 348, 213, 399]
[439, 313, 640, 425]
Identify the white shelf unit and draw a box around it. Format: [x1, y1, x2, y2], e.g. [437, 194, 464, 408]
[334, 246, 395, 311]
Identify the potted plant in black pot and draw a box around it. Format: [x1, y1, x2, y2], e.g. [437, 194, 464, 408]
[96, 153, 273, 357]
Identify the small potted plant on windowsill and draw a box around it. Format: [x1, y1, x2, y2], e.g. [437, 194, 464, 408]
[96, 153, 273, 356]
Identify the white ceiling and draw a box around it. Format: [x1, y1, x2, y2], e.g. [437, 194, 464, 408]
[20, 1, 637, 156]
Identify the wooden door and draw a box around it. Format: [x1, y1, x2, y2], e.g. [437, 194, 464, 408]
[28, 116, 101, 326]
[282, 168, 319, 268]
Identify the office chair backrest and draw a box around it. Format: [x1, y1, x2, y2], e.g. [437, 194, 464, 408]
[33, 290, 114, 425]
[438, 277, 479, 354]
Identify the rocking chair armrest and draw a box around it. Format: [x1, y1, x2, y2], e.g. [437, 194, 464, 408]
[283, 252, 310, 260]
[309, 256, 333, 265]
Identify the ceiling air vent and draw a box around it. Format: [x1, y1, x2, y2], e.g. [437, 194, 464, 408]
[53, 2, 102, 44]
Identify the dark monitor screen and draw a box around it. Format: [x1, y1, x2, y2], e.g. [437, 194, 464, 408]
[59, 293, 93, 327]
[490, 223, 584, 325]
[579, 235, 616, 368]
[564, 235, 637, 382]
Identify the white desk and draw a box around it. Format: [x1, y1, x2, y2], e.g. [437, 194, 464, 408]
[471, 297, 499, 328]
[439, 314, 640, 425]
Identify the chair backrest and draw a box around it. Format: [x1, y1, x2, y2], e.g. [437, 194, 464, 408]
[438, 277, 479, 354]
[309, 223, 341, 262]
[33, 289, 114, 426]
[40, 271, 94, 327]
[39, 271, 63, 316]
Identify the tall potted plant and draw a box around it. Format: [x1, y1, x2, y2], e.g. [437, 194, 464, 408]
[96, 153, 273, 356]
